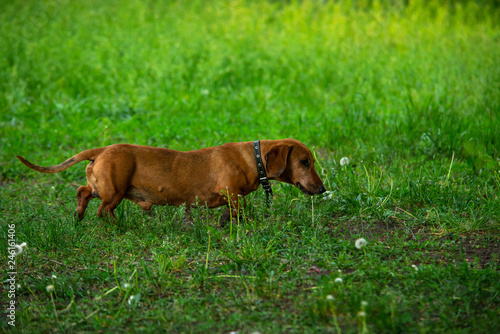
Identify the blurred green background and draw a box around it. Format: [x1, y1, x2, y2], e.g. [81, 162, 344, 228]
[1, 0, 499, 176]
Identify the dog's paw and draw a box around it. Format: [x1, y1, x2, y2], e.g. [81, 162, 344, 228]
[73, 211, 83, 222]
[219, 210, 231, 228]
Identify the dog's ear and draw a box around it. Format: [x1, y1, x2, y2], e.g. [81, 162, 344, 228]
[265, 145, 291, 178]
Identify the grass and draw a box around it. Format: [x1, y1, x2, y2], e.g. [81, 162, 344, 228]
[1, 0, 500, 332]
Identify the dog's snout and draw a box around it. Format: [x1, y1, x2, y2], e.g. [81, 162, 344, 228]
[318, 185, 326, 194]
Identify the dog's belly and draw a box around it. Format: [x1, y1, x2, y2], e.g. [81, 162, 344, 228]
[124, 185, 222, 208]
[125, 186, 167, 206]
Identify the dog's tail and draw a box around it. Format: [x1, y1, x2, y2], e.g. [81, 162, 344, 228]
[16, 148, 106, 174]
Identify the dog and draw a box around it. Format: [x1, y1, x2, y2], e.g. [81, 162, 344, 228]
[17, 139, 326, 223]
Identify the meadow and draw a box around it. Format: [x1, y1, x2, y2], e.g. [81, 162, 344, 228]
[1, 0, 499, 332]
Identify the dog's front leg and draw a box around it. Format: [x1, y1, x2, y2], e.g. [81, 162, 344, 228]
[74, 185, 94, 221]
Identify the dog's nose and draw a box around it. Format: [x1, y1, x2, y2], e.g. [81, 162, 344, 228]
[318, 185, 326, 194]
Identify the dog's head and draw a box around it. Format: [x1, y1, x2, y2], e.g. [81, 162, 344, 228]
[264, 139, 326, 195]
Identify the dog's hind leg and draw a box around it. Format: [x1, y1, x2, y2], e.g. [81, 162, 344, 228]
[96, 197, 123, 222]
[74, 185, 94, 221]
[93, 154, 134, 223]
[96, 189, 125, 222]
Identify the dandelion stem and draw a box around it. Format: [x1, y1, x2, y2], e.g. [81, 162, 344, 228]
[223, 188, 233, 240]
[311, 196, 314, 225]
[49, 291, 60, 326]
[115, 289, 132, 318]
[331, 304, 342, 334]
[113, 261, 121, 290]
[445, 151, 455, 185]
[313, 149, 331, 190]
[236, 195, 241, 240]
[205, 231, 211, 270]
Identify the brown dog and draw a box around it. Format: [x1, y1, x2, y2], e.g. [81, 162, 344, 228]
[17, 139, 326, 222]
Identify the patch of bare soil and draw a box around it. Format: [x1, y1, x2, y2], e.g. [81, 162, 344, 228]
[328, 220, 500, 269]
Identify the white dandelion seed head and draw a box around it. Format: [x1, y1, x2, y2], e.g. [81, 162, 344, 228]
[14, 245, 23, 255]
[361, 300, 368, 307]
[123, 283, 131, 290]
[16, 284, 21, 289]
[128, 295, 135, 305]
[358, 311, 366, 317]
[51, 275, 57, 279]
[128, 293, 142, 306]
[334, 277, 343, 283]
[326, 294, 335, 301]
[340, 157, 350, 167]
[355, 238, 368, 249]
[46, 285, 54, 293]
[322, 190, 333, 200]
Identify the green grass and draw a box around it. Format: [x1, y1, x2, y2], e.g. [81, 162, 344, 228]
[1, 0, 500, 332]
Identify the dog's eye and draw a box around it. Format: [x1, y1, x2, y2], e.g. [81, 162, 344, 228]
[301, 160, 310, 167]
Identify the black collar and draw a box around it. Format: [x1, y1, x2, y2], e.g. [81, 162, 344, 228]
[253, 140, 273, 207]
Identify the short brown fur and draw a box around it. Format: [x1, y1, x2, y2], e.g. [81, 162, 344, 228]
[17, 139, 326, 223]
